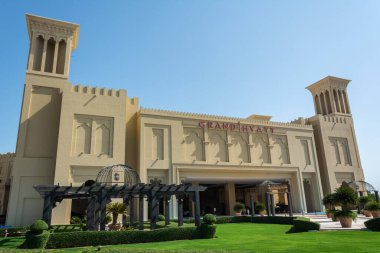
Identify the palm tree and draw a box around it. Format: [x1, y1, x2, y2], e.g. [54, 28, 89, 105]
[106, 202, 127, 225]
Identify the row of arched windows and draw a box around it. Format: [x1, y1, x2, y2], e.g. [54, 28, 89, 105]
[314, 89, 350, 115]
[31, 35, 67, 75]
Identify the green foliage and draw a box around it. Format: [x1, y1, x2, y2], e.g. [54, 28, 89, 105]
[358, 196, 373, 205]
[25, 230, 50, 249]
[322, 194, 335, 209]
[106, 202, 127, 225]
[292, 218, 320, 232]
[202, 214, 216, 225]
[255, 202, 265, 212]
[46, 226, 208, 249]
[158, 214, 165, 221]
[0, 227, 28, 237]
[106, 215, 112, 224]
[332, 187, 358, 211]
[365, 201, 380, 211]
[364, 217, 380, 231]
[70, 216, 83, 224]
[334, 210, 358, 221]
[214, 216, 233, 224]
[233, 202, 246, 212]
[198, 223, 216, 239]
[29, 220, 48, 235]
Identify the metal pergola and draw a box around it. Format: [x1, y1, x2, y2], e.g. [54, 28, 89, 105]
[34, 179, 207, 231]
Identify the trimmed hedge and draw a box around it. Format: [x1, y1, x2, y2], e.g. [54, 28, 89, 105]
[199, 223, 216, 239]
[30, 220, 48, 234]
[46, 226, 212, 249]
[203, 214, 216, 225]
[364, 217, 380, 231]
[175, 216, 297, 225]
[25, 230, 50, 249]
[293, 218, 320, 232]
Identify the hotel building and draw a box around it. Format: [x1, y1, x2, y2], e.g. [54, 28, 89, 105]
[6, 15, 365, 226]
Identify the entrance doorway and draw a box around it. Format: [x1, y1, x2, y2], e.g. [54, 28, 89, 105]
[199, 184, 226, 215]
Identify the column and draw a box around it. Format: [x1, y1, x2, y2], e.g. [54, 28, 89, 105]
[164, 195, 170, 225]
[64, 37, 71, 76]
[249, 190, 255, 216]
[129, 197, 135, 226]
[265, 192, 272, 216]
[138, 195, 144, 230]
[318, 94, 324, 115]
[177, 195, 183, 226]
[286, 192, 293, 217]
[28, 34, 38, 70]
[42, 195, 53, 226]
[270, 194, 275, 216]
[338, 90, 346, 113]
[52, 40, 59, 74]
[194, 191, 201, 227]
[40, 37, 48, 72]
[224, 183, 236, 215]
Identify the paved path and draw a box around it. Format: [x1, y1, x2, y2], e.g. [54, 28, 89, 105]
[302, 214, 371, 230]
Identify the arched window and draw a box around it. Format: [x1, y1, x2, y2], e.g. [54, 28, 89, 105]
[44, 37, 56, 73]
[56, 39, 67, 74]
[315, 95, 321, 114]
[32, 35, 44, 71]
[333, 89, 340, 113]
[325, 91, 332, 114]
[320, 92, 327, 115]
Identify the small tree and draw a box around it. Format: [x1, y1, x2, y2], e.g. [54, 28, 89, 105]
[106, 202, 127, 225]
[332, 187, 358, 211]
[233, 202, 246, 213]
[322, 193, 335, 211]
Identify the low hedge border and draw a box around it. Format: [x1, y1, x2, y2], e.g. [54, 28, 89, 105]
[46, 225, 214, 249]
[173, 216, 297, 225]
[364, 217, 380, 231]
[292, 218, 320, 232]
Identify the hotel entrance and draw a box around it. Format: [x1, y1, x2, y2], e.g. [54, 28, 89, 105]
[195, 180, 293, 216]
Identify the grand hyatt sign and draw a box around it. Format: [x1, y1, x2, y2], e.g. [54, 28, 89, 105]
[198, 121, 274, 133]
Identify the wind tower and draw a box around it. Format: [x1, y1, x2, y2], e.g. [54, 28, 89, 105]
[306, 76, 365, 195]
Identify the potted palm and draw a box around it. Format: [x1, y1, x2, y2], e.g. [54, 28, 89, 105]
[233, 202, 246, 216]
[255, 202, 266, 216]
[331, 186, 358, 228]
[106, 202, 127, 230]
[322, 193, 335, 218]
[366, 201, 380, 218]
[359, 196, 373, 217]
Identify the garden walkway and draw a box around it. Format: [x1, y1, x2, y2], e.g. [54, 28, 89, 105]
[304, 214, 370, 230]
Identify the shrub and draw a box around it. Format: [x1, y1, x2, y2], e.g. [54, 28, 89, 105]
[25, 230, 50, 249]
[158, 214, 165, 221]
[293, 218, 320, 232]
[359, 196, 373, 205]
[255, 202, 265, 213]
[46, 226, 208, 249]
[233, 202, 245, 212]
[215, 216, 233, 224]
[70, 216, 83, 224]
[30, 220, 48, 235]
[203, 214, 216, 225]
[322, 193, 335, 210]
[334, 210, 358, 221]
[332, 187, 358, 211]
[366, 201, 380, 211]
[198, 223, 216, 239]
[364, 217, 380, 231]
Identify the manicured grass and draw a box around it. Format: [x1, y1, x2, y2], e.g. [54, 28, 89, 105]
[0, 223, 379, 252]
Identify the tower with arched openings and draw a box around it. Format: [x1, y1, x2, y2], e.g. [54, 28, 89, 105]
[306, 76, 365, 196]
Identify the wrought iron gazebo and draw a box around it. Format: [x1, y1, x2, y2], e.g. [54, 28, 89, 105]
[348, 180, 379, 202]
[34, 165, 207, 231]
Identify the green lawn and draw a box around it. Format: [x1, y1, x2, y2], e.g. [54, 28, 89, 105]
[0, 223, 379, 253]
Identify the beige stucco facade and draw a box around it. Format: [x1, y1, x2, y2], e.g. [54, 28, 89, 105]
[6, 15, 366, 226]
[0, 153, 15, 217]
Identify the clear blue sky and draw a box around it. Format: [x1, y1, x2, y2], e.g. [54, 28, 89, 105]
[0, 1, 379, 190]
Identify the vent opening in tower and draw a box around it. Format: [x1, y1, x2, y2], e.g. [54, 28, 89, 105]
[32, 36, 44, 71]
[44, 38, 55, 73]
[56, 39, 66, 75]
